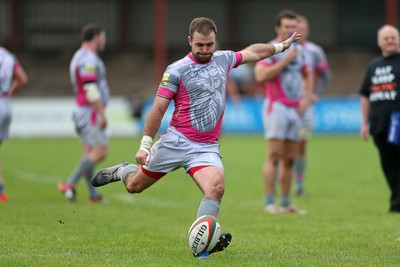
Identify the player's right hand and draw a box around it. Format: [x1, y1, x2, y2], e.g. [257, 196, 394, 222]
[135, 149, 150, 165]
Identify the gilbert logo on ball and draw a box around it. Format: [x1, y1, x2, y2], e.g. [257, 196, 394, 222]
[188, 215, 221, 254]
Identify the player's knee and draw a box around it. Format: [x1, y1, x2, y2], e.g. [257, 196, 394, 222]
[125, 182, 144, 194]
[268, 150, 281, 163]
[208, 182, 224, 200]
[216, 183, 225, 197]
[283, 157, 295, 168]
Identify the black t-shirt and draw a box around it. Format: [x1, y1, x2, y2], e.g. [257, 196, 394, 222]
[359, 53, 400, 135]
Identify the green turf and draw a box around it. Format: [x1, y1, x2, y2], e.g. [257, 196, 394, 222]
[1, 135, 399, 266]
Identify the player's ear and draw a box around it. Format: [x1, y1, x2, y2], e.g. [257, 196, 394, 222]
[188, 36, 192, 46]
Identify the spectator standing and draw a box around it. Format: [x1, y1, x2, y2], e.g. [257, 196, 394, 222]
[359, 24, 400, 213]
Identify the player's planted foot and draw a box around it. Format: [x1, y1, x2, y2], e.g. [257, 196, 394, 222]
[91, 162, 129, 187]
[209, 232, 232, 255]
[194, 232, 232, 258]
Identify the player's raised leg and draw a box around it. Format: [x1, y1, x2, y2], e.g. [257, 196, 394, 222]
[92, 162, 162, 196]
[92, 162, 133, 186]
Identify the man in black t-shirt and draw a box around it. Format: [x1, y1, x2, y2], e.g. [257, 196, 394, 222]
[359, 24, 400, 213]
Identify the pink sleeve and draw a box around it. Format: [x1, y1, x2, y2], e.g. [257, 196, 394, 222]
[316, 62, 329, 73]
[156, 87, 175, 100]
[233, 52, 243, 68]
[13, 60, 21, 71]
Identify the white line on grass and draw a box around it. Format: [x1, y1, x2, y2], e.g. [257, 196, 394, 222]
[114, 193, 189, 208]
[14, 170, 191, 208]
[14, 170, 60, 185]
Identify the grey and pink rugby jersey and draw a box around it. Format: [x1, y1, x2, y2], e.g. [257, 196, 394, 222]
[0, 47, 20, 95]
[157, 50, 242, 143]
[302, 40, 330, 93]
[256, 40, 307, 110]
[69, 48, 109, 106]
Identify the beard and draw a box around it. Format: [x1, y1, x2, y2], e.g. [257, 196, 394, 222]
[193, 52, 213, 63]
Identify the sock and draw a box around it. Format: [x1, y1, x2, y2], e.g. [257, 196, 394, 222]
[281, 194, 290, 207]
[274, 162, 279, 194]
[265, 194, 275, 206]
[117, 164, 138, 185]
[294, 158, 305, 191]
[67, 157, 94, 185]
[0, 183, 4, 195]
[197, 197, 220, 218]
[81, 159, 98, 198]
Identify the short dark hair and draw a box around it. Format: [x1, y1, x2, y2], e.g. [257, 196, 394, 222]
[188, 17, 218, 38]
[81, 23, 104, 42]
[275, 9, 298, 27]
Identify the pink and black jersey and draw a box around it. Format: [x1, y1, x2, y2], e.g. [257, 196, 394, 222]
[69, 48, 109, 106]
[256, 40, 307, 108]
[157, 50, 242, 143]
[0, 47, 19, 95]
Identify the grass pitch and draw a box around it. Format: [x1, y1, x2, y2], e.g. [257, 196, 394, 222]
[1, 135, 399, 266]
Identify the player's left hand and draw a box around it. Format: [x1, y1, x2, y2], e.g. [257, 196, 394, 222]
[282, 32, 301, 51]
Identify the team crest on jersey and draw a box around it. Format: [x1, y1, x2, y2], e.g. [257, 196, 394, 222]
[189, 71, 198, 77]
[160, 73, 170, 86]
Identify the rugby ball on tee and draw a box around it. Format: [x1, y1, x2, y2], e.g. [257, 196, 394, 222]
[188, 215, 221, 255]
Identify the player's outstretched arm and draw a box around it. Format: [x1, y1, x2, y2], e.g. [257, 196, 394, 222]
[240, 32, 301, 64]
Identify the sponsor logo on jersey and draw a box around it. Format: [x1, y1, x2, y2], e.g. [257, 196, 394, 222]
[160, 73, 170, 86]
[189, 71, 198, 77]
[83, 63, 96, 74]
